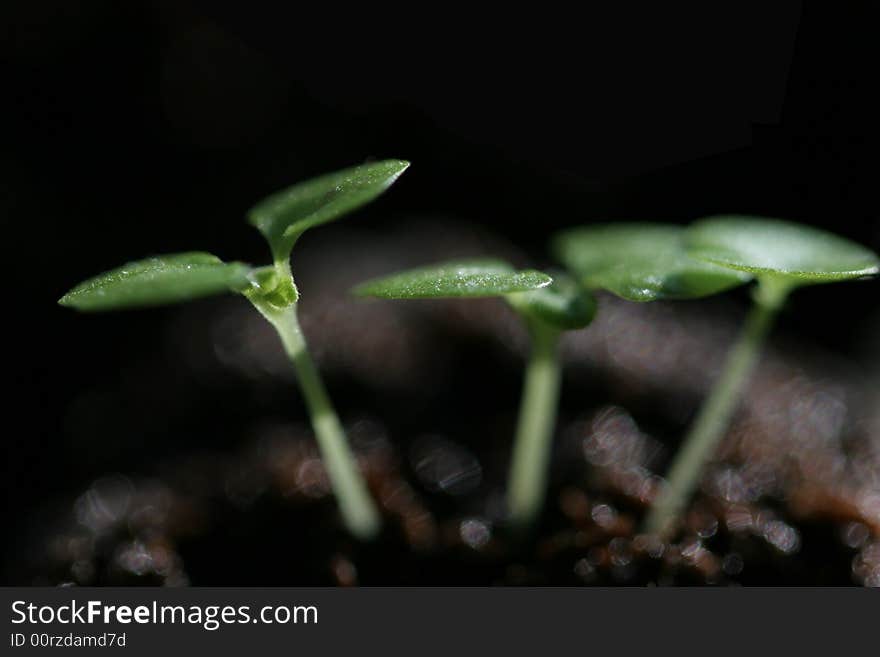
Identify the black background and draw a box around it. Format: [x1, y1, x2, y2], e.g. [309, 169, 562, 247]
[3, 2, 878, 580]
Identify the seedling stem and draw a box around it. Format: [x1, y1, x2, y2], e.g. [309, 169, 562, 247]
[644, 278, 788, 537]
[507, 322, 562, 530]
[248, 273, 380, 541]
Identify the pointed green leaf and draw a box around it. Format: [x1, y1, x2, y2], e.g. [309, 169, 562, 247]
[506, 273, 596, 330]
[552, 223, 751, 302]
[686, 216, 880, 285]
[58, 252, 252, 311]
[248, 160, 410, 262]
[352, 259, 552, 299]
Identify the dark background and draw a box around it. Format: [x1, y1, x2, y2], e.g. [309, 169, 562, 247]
[3, 2, 878, 580]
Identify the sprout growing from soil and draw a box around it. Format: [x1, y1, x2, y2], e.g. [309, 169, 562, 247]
[551, 223, 751, 526]
[640, 216, 880, 537]
[353, 260, 595, 530]
[59, 160, 410, 540]
[554, 221, 880, 536]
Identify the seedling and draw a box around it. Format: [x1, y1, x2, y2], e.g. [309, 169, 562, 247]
[551, 223, 752, 533]
[59, 160, 410, 540]
[640, 216, 880, 536]
[353, 260, 595, 530]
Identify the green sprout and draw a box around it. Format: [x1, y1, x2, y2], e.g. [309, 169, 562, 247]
[551, 222, 752, 526]
[59, 160, 410, 540]
[641, 216, 880, 537]
[353, 260, 595, 530]
[554, 220, 879, 536]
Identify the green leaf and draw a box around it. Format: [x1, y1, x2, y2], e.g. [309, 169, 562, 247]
[685, 215, 880, 284]
[506, 273, 596, 330]
[248, 160, 410, 262]
[552, 223, 751, 302]
[352, 259, 552, 299]
[58, 252, 252, 311]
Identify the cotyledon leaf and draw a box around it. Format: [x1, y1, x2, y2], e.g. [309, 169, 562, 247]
[685, 215, 880, 284]
[248, 159, 410, 262]
[551, 223, 751, 302]
[352, 259, 552, 299]
[506, 273, 596, 330]
[58, 252, 253, 311]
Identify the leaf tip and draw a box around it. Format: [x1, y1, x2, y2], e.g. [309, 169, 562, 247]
[384, 159, 411, 184]
[350, 281, 372, 298]
[536, 273, 554, 288]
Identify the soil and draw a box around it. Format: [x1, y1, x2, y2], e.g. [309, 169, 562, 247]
[16, 224, 880, 586]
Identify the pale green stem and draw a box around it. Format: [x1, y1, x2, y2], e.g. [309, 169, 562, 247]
[507, 323, 563, 531]
[644, 285, 785, 537]
[250, 297, 380, 540]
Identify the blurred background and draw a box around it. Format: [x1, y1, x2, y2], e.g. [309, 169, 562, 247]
[4, 1, 879, 584]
